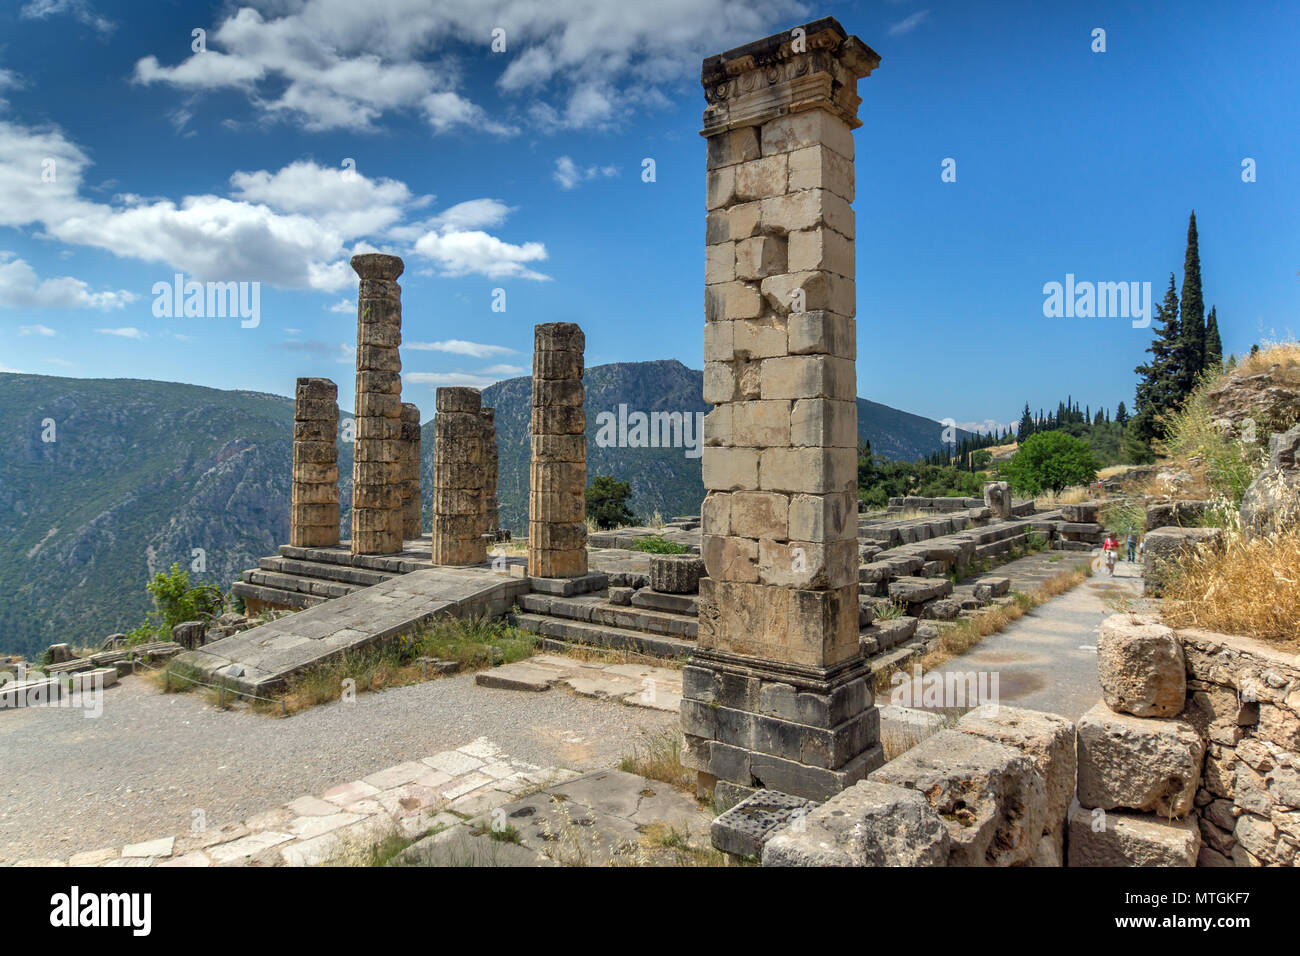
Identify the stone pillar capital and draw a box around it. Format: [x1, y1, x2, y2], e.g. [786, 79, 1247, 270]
[700, 17, 880, 136]
[350, 253, 405, 281]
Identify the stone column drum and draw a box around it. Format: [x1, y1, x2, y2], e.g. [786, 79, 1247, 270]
[400, 402, 422, 540]
[431, 387, 487, 566]
[350, 253, 405, 555]
[681, 19, 882, 804]
[528, 323, 588, 578]
[290, 377, 340, 548]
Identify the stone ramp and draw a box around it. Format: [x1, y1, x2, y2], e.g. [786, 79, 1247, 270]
[179, 566, 530, 694]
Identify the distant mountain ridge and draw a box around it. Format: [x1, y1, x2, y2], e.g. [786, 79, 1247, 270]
[1, 362, 968, 657]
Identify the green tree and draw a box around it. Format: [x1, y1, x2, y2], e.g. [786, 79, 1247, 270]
[1178, 211, 1206, 387]
[585, 475, 635, 529]
[1003, 431, 1098, 495]
[1131, 273, 1181, 446]
[146, 563, 201, 632]
[1204, 305, 1223, 369]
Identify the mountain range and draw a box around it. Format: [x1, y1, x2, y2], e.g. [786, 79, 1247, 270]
[0, 360, 968, 658]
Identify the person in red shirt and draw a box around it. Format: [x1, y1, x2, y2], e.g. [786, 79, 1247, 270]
[1102, 532, 1119, 575]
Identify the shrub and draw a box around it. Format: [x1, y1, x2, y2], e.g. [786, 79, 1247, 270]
[628, 534, 687, 554]
[1004, 431, 1098, 495]
[585, 475, 636, 529]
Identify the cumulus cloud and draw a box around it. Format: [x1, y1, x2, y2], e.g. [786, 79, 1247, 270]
[0, 123, 548, 291]
[129, 0, 805, 133]
[553, 156, 618, 190]
[0, 254, 135, 310]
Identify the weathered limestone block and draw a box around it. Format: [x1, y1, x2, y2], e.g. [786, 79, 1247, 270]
[1142, 526, 1223, 596]
[956, 706, 1076, 835]
[983, 481, 1012, 519]
[1240, 424, 1300, 538]
[1097, 615, 1186, 717]
[762, 780, 950, 867]
[649, 554, 705, 594]
[1075, 701, 1205, 817]
[1144, 499, 1212, 531]
[1066, 800, 1200, 867]
[711, 790, 815, 858]
[1060, 502, 1099, 523]
[869, 729, 1047, 866]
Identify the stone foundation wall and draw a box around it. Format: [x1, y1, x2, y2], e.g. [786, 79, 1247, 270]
[1180, 628, 1300, 866]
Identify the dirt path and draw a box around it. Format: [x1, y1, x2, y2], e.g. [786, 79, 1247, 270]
[923, 553, 1147, 721]
[0, 669, 676, 861]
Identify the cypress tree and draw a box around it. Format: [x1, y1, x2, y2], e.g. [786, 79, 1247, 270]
[1204, 306, 1223, 369]
[1178, 211, 1205, 387]
[1132, 273, 1181, 443]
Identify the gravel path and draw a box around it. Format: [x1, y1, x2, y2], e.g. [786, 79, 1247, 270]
[0, 670, 677, 861]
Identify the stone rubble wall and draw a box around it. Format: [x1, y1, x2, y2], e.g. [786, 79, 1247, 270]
[290, 377, 340, 549]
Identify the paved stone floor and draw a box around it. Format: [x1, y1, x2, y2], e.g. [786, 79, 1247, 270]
[476, 654, 683, 711]
[922, 551, 1147, 721]
[0, 668, 676, 862]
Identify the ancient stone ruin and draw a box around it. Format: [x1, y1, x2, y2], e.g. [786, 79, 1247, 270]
[528, 322, 588, 579]
[431, 387, 488, 567]
[351, 253, 407, 556]
[680, 19, 882, 804]
[290, 377, 340, 549]
[399, 402, 423, 540]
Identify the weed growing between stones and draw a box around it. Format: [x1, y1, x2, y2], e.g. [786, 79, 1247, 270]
[618, 730, 693, 792]
[627, 534, 688, 554]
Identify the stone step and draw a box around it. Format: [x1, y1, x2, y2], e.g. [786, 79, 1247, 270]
[520, 593, 698, 639]
[231, 580, 325, 611]
[509, 613, 694, 660]
[259, 556, 396, 588]
[629, 589, 698, 616]
[277, 543, 431, 575]
[243, 569, 361, 599]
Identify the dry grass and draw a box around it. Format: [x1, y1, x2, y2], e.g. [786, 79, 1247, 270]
[873, 563, 1091, 694]
[618, 731, 694, 792]
[1034, 485, 1094, 509]
[1236, 339, 1300, 377]
[1160, 526, 1300, 647]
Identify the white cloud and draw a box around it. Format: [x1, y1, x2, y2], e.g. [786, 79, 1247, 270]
[553, 156, 618, 190]
[405, 339, 517, 358]
[129, 0, 806, 133]
[479, 363, 526, 375]
[45, 356, 74, 367]
[19, 323, 57, 335]
[95, 327, 147, 339]
[0, 123, 544, 291]
[0, 363, 24, 373]
[0, 254, 135, 310]
[889, 10, 930, 36]
[20, 0, 114, 35]
[413, 229, 548, 280]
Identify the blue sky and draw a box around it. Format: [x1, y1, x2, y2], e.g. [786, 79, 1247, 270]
[0, 0, 1296, 431]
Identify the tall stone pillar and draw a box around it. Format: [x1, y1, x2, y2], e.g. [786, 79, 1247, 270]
[481, 406, 499, 535]
[682, 19, 882, 804]
[290, 377, 340, 548]
[431, 387, 487, 566]
[528, 323, 588, 578]
[400, 402, 422, 540]
[350, 253, 404, 555]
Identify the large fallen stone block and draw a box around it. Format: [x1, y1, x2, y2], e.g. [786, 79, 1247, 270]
[648, 554, 704, 594]
[711, 790, 815, 859]
[956, 706, 1076, 833]
[1066, 800, 1199, 866]
[1142, 526, 1223, 596]
[868, 729, 1046, 866]
[1075, 702, 1205, 817]
[1097, 615, 1186, 717]
[762, 780, 949, 867]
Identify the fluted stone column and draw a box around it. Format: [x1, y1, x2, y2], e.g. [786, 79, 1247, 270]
[350, 253, 404, 555]
[290, 377, 340, 548]
[481, 406, 499, 535]
[431, 387, 487, 565]
[528, 323, 587, 578]
[400, 402, 422, 540]
[681, 19, 882, 804]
